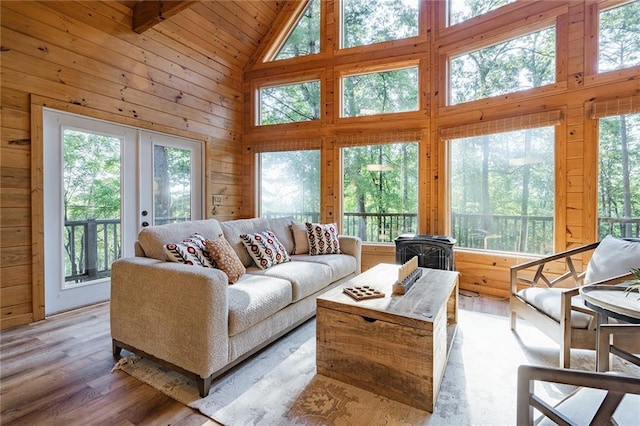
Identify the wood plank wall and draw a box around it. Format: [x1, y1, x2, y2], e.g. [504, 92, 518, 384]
[0, 0, 281, 330]
[242, 0, 640, 298]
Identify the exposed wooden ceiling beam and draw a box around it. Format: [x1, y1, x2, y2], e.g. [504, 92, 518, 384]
[132, 1, 195, 33]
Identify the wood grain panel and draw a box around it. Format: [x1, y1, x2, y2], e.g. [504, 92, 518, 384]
[0, 0, 282, 329]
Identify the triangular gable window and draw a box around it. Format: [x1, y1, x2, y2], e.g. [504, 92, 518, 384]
[271, 0, 320, 61]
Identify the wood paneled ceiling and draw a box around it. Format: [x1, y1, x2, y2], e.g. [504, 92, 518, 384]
[121, 0, 285, 70]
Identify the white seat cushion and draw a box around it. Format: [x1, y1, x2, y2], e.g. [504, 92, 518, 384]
[517, 287, 594, 329]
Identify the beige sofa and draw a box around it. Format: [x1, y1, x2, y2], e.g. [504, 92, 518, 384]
[110, 216, 361, 397]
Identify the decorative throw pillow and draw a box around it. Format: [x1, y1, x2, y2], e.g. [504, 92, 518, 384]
[306, 222, 341, 255]
[164, 233, 214, 267]
[205, 235, 245, 284]
[584, 235, 640, 284]
[290, 221, 310, 254]
[240, 230, 291, 269]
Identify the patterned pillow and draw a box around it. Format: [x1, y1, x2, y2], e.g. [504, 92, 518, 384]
[164, 233, 214, 267]
[240, 230, 291, 269]
[205, 235, 245, 284]
[305, 223, 341, 255]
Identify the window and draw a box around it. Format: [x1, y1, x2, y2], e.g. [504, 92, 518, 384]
[449, 127, 555, 254]
[341, 0, 419, 49]
[272, 0, 321, 61]
[598, 113, 640, 239]
[447, 0, 515, 26]
[259, 80, 321, 125]
[342, 142, 418, 242]
[598, 1, 640, 73]
[342, 66, 419, 117]
[449, 27, 556, 105]
[259, 150, 320, 223]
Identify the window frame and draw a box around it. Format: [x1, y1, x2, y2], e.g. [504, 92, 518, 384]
[337, 0, 422, 51]
[585, 0, 640, 81]
[256, 148, 322, 222]
[264, 0, 323, 63]
[336, 130, 423, 245]
[251, 70, 325, 129]
[439, 113, 564, 255]
[445, 23, 558, 107]
[335, 59, 423, 123]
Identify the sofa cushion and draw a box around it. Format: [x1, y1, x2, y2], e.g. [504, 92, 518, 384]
[291, 254, 356, 283]
[246, 261, 332, 302]
[306, 222, 341, 255]
[266, 216, 296, 254]
[221, 218, 270, 267]
[228, 274, 293, 336]
[137, 219, 223, 261]
[585, 235, 640, 284]
[164, 234, 214, 268]
[240, 230, 291, 269]
[205, 236, 246, 284]
[517, 287, 593, 329]
[290, 221, 309, 254]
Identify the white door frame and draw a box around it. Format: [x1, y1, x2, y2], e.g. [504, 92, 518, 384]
[42, 109, 204, 315]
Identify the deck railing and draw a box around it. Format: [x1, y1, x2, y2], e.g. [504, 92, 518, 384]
[65, 219, 121, 283]
[64, 214, 640, 281]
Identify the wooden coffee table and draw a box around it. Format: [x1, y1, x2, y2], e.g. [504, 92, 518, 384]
[316, 263, 459, 412]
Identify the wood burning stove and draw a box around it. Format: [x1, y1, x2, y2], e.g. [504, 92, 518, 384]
[394, 234, 456, 271]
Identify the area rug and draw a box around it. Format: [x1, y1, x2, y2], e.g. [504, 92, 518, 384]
[113, 310, 639, 425]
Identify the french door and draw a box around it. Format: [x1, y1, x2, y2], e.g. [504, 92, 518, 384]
[43, 109, 203, 315]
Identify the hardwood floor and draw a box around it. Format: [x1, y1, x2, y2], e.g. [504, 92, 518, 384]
[1, 293, 508, 425]
[0, 302, 214, 426]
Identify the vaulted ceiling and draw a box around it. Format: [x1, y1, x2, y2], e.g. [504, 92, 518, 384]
[120, 0, 286, 71]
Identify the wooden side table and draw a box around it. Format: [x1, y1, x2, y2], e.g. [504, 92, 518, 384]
[580, 285, 640, 372]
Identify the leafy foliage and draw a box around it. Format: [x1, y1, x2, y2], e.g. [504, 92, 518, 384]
[598, 114, 640, 239]
[260, 81, 321, 125]
[599, 1, 640, 72]
[273, 0, 320, 60]
[450, 27, 555, 105]
[343, 67, 418, 117]
[342, 0, 418, 48]
[448, 0, 514, 26]
[64, 130, 121, 221]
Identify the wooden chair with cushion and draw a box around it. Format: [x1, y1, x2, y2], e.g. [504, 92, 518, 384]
[517, 324, 640, 425]
[510, 235, 640, 368]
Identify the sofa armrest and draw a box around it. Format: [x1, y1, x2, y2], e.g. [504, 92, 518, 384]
[339, 235, 362, 274]
[110, 257, 230, 378]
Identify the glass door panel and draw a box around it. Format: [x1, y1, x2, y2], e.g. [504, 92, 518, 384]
[63, 129, 122, 287]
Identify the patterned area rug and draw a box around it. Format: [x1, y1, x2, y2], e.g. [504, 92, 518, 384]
[113, 309, 639, 425]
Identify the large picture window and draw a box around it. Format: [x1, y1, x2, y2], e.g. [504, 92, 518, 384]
[598, 1, 640, 73]
[449, 127, 555, 254]
[449, 27, 555, 105]
[341, 0, 419, 49]
[342, 142, 418, 243]
[259, 150, 320, 223]
[598, 113, 640, 238]
[341, 66, 419, 117]
[259, 80, 321, 125]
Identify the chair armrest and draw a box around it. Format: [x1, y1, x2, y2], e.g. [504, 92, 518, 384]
[338, 235, 362, 274]
[110, 257, 230, 378]
[510, 242, 601, 294]
[517, 365, 640, 426]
